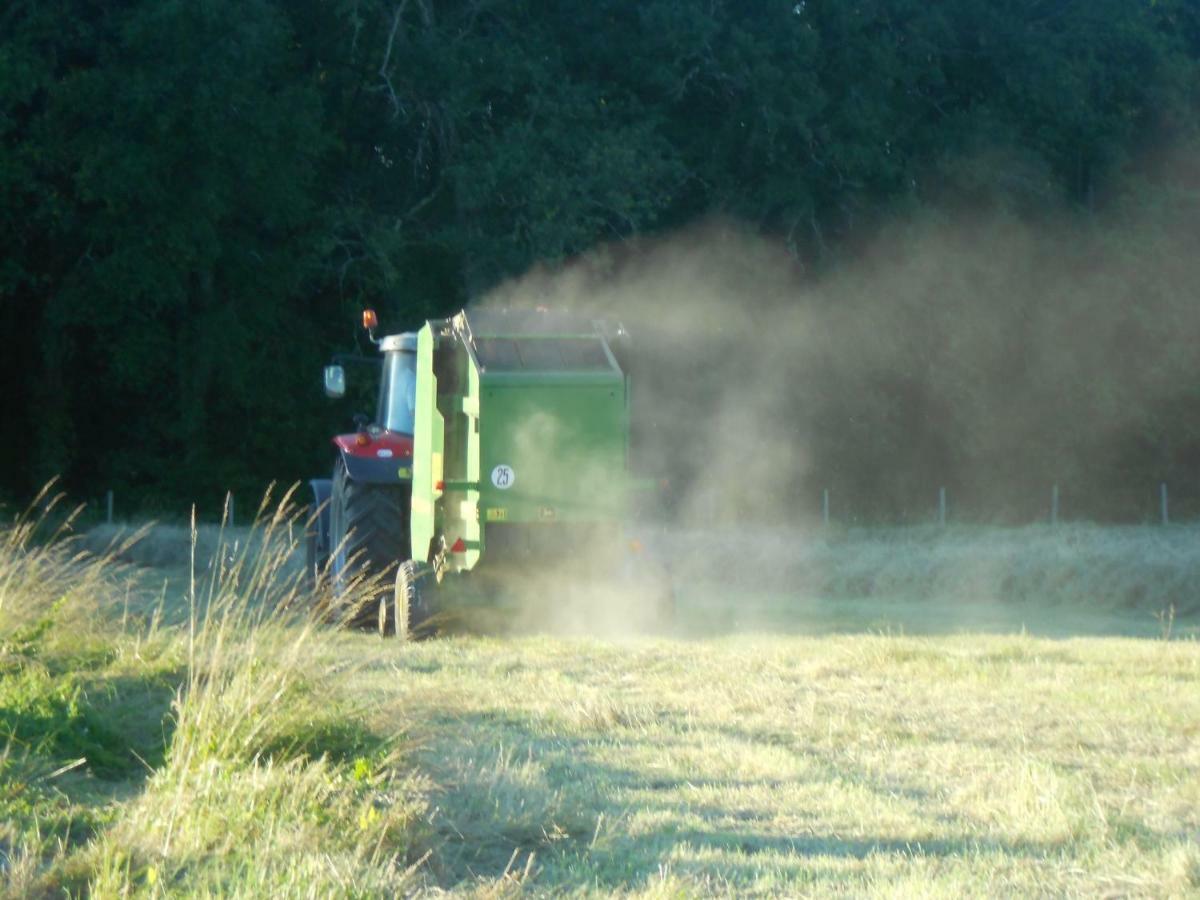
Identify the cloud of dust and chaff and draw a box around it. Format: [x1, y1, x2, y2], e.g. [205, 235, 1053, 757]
[466, 155, 1200, 633]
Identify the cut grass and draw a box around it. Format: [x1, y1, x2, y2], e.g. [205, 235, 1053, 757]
[2, 497, 1198, 896]
[341, 632, 1200, 896]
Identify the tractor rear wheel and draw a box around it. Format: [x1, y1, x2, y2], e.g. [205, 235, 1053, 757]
[329, 459, 410, 628]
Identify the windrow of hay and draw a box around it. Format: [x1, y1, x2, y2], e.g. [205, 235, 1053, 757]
[0, 486, 430, 898]
[656, 522, 1200, 616]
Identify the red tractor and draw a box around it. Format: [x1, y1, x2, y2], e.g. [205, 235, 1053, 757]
[305, 311, 419, 624]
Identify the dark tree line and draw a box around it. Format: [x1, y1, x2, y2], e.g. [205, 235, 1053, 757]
[2, 0, 1199, 519]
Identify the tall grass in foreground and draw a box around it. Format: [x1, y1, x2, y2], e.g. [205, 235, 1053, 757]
[0, 485, 428, 898]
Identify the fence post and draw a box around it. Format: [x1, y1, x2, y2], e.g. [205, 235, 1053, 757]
[1051, 483, 1059, 526]
[822, 488, 830, 527]
[1161, 483, 1169, 526]
[938, 486, 947, 527]
[106, 490, 114, 525]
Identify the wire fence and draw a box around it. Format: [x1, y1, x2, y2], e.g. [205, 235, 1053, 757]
[813, 481, 1185, 527]
[91, 481, 1196, 529]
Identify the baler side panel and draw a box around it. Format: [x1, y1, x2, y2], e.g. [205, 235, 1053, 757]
[464, 356, 482, 568]
[410, 324, 443, 562]
[436, 339, 482, 572]
[476, 379, 629, 527]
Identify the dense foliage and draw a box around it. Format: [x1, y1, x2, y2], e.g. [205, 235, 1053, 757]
[2, 0, 1198, 519]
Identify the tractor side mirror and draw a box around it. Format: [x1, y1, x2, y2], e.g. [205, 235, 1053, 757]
[323, 365, 346, 399]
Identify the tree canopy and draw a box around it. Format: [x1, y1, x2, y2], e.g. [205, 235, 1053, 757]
[2, 0, 1198, 520]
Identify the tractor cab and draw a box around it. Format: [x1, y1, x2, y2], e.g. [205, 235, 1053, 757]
[376, 334, 418, 436]
[322, 311, 418, 439]
[320, 327, 418, 482]
[307, 316, 420, 621]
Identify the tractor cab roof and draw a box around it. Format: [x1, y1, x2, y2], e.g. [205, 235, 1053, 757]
[380, 333, 418, 353]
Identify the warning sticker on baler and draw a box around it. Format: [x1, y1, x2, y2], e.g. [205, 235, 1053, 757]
[490, 465, 516, 489]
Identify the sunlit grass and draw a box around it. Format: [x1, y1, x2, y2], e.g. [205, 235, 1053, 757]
[345, 632, 1200, 896]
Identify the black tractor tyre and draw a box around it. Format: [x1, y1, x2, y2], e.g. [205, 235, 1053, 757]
[329, 459, 411, 629]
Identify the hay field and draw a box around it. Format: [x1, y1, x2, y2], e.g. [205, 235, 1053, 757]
[2, 502, 1198, 896]
[346, 633, 1198, 896]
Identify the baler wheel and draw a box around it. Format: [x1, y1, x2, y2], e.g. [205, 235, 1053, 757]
[330, 460, 410, 628]
[391, 560, 424, 641]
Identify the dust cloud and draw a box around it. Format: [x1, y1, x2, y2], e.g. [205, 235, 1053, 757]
[482, 204, 1200, 521]
[481, 221, 817, 527]
[467, 172, 1200, 635]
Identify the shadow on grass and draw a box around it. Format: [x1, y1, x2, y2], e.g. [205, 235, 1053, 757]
[0, 667, 181, 867]
[0, 669, 180, 783]
[408, 706, 1078, 892]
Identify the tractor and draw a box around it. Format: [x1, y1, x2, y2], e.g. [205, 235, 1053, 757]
[307, 307, 672, 637]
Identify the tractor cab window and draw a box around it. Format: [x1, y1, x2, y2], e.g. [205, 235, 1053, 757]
[378, 351, 417, 434]
[475, 338, 612, 372]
